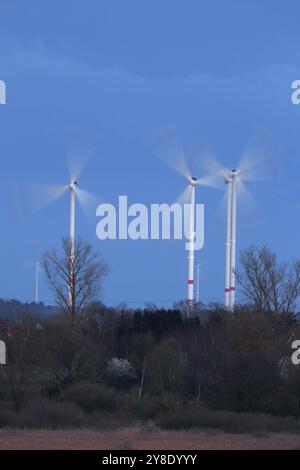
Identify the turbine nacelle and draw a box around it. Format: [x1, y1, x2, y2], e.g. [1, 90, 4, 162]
[69, 180, 78, 191]
[224, 168, 238, 184]
[188, 176, 198, 186]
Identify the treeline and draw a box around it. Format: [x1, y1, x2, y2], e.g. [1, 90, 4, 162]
[1, 242, 300, 432]
[0, 303, 300, 432]
[0, 299, 55, 322]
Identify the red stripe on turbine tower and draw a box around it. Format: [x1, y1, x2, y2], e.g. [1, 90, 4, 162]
[188, 280, 194, 285]
[230, 287, 235, 291]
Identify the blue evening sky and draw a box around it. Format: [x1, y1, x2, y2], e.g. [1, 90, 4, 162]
[0, 0, 299, 307]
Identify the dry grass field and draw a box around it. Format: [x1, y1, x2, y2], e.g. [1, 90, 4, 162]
[0, 428, 299, 450]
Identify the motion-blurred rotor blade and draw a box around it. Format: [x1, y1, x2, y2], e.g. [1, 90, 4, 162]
[237, 134, 275, 182]
[236, 179, 260, 216]
[23, 183, 68, 215]
[187, 140, 210, 166]
[238, 153, 265, 182]
[196, 175, 224, 189]
[76, 187, 102, 223]
[175, 185, 192, 206]
[197, 153, 229, 180]
[213, 179, 260, 225]
[171, 153, 191, 181]
[163, 146, 191, 181]
[67, 138, 95, 182]
[154, 132, 191, 181]
[212, 190, 228, 224]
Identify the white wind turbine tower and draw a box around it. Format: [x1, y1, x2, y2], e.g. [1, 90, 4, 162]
[225, 164, 259, 310]
[186, 176, 197, 307]
[196, 263, 201, 304]
[224, 168, 238, 310]
[68, 178, 78, 305]
[184, 175, 218, 308]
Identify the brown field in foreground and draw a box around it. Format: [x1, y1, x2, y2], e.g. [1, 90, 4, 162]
[0, 428, 299, 450]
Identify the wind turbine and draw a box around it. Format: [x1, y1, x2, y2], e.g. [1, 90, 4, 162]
[156, 136, 219, 310]
[26, 140, 96, 306]
[202, 145, 268, 310]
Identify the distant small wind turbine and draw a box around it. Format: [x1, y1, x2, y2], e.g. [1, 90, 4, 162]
[35, 259, 40, 304]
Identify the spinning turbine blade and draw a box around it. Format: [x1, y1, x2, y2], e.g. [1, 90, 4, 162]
[237, 134, 274, 182]
[175, 185, 192, 206]
[236, 179, 260, 215]
[197, 153, 229, 180]
[238, 153, 265, 182]
[238, 154, 264, 175]
[214, 190, 228, 223]
[67, 138, 95, 181]
[163, 147, 191, 180]
[170, 151, 191, 180]
[155, 133, 191, 181]
[76, 187, 101, 222]
[216, 177, 260, 224]
[196, 175, 223, 189]
[24, 183, 68, 215]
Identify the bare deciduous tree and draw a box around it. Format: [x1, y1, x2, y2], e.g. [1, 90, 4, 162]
[43, 238, 107, 330]
[237, 245, 300, 313]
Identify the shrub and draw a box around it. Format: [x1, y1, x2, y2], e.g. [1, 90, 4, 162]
[16, 400, 86, 429]
[90, 412, 124, 431]
[64, 382, 118, 413]
[159, 407, 300, 434]
[0, 409, 16, 427]
[139, 421, 160, 434]
[147, 339, 191, 396]
[105, 358, 137, 389]
[132, 393, 182, 420]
